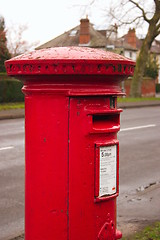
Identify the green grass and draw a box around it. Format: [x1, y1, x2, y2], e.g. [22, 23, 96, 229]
[0, 97, 160, 111]
[0, 102, 24, 110]
[118, 97, 160, 103]
[122, 222, 160, 240]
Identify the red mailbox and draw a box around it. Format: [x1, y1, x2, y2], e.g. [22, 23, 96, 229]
[5, 47, 135, 240]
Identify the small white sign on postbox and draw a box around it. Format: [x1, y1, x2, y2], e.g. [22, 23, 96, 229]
[99, 145, 117, 197]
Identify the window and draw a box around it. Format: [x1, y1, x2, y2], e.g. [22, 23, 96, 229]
[129, 51, 132, 58]
[69, 30, 77, 37]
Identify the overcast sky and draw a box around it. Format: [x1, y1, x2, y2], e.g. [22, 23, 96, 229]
[0, 0, 155, 48]
[0, 0, 113, 47]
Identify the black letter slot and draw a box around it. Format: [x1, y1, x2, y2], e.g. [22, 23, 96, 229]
[92, 114, 120, 133]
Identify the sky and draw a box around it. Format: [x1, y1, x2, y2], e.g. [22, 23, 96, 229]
[0, 0, 155, 49]
[0, 0, 112, 48]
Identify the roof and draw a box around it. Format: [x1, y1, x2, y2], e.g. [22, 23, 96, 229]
[150, 40, 160, 54]
[36, 24, 108, 50]
[36, 21, 160, 55]
[120, 33, 160, 54]
[111, 40, 137, 51]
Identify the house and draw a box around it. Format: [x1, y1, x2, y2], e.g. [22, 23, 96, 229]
[37, 18, 160, 96]
[150, 39, 160, 84]
[37, 18, 108, 49]
[120, 28, 160, 96]
[121, 28, 160, 82]
[37, 19, 138, 57]
[118, 28, 160, 96]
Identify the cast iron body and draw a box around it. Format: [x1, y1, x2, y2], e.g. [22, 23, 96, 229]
[5, 47, 135, 240]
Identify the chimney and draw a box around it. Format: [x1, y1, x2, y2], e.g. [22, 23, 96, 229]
[125, 28, 137, 48]
[79, 18, 90, 45]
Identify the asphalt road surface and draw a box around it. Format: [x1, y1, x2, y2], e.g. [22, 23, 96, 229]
[0, 106, 160, 239]
[0, 119, 24, 240]
[118, 106, 160, 235]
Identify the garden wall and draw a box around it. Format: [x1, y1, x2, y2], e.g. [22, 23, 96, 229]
[124, 77, 156, 97]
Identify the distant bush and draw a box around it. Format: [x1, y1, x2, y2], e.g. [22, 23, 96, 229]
[156, 83, 160, 93]
[0, 77, 24, 103]
[144, 54, 159, 79]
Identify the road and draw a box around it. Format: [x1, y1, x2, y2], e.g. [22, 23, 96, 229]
[0, 119, 24, 240]
[0, 106, 160, 239]
[118, 106, 160, 235]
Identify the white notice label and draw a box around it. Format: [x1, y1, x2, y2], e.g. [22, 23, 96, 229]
[99, 145, 117, 197]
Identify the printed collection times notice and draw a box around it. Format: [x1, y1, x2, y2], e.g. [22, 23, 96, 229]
[99, 145, 117, 197]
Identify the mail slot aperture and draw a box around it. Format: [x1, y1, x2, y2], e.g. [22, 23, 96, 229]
[92, 114, 120, 133]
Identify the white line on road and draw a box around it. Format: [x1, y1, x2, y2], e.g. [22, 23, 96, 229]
[0, 146, 14, 151]
[121, 124, 156, 132]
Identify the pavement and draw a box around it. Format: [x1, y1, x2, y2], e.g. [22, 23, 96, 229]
[1, 99, 160, 240]
[0, 100, 160, 121]
[0, 109, 25, 120]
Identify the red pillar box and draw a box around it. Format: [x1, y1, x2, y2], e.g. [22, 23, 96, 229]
[5, 47, 135, 240]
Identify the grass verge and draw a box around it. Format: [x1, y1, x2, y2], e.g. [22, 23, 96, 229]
[122, 222, 160, 240]
[118, 97, 160, 103]
[0, 97, 160, 111]
[0, 102, 24, 111]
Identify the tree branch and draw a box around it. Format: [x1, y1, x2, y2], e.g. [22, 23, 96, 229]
[156, 21, 160, 33]
[129, 0, 150, 23]
[118, 15, 144, 26]
[109, 4, 140, 25]
[154, 0, 160, 9]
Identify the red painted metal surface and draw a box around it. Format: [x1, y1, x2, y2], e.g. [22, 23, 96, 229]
[5, 46, 135, 76]
[5, 47, 135, 240]
[68, 97, 120, 240]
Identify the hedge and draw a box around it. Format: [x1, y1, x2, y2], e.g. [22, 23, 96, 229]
[0, 78, 24, 103]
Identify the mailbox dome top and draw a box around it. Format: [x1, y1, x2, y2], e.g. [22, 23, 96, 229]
[5, 47, 135, 76]
[8, 47, 132, 61]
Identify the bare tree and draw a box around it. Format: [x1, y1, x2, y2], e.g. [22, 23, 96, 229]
[75, 0, 160, 97]
[109, 0, 160, 97]
[0, 16, 11, 72]
[7, 24, 39, 57]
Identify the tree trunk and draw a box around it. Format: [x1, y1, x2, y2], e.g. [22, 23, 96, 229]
[130, 38, 150, 97]
[130, 2, 160, 97]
